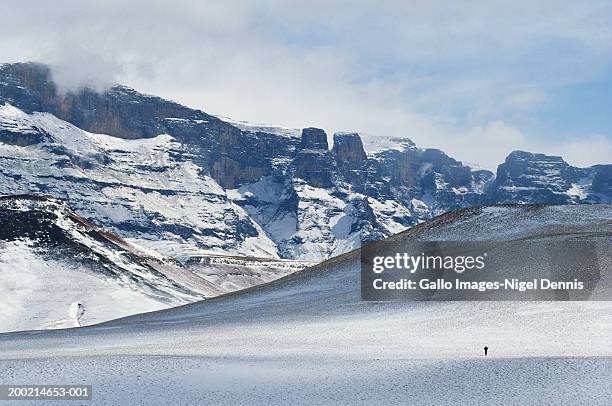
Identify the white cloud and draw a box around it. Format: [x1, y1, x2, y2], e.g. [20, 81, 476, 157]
[50, 45, 122, 93]
[0, 0, 610, 169]
[442, 121, 528, 169]
[548, 135, 612, 168]
[441, 123, 612, 170]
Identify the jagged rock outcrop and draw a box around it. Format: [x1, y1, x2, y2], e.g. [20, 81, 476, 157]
[299, 127, 328, 150]
[292, 127, 335, 188]
[421, 149, 472, 188]
[332, 132, 368, 191]
[1, 62, 609, 261]
[0, 62, 218, 140]
[592, 165, 612, 196]
[490, 151, 592, 204]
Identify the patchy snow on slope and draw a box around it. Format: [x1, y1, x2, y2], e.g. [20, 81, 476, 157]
[0, 103, 42, 134]
[414, 205, 612, 242]
[0, 104, 279, 259]
[186, 255, 312, 293]
[360, 133, 417, 153]
[215, 115, 301, 138]
[566, 177, 591, 200]
[288, 183, 350, 260]
[0, 195, 230, 332]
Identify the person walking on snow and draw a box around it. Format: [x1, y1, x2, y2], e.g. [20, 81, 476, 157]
[484, 346, 489, 356]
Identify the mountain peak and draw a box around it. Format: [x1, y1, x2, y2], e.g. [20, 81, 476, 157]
[505, 150, 566, 163]
[299, 127, 329, 150]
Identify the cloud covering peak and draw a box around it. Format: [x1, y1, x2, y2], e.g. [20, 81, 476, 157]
[1, 0, 611, 169]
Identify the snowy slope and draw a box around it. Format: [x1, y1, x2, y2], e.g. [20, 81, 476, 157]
[99, 204, 612, 326]
[0, 102, 418, 262]
[0, 240, 171, 332]
[0, 104, 279, 259]
[0, 205, 610, 405]
[0, 195, 226, 332]
[184, 254, 312, 294]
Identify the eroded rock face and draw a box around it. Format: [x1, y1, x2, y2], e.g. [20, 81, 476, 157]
[592, 165, 612, 196]
[299, 127, 328, 150]
[332, 133, 368, 191]
[293, 128, 335, 188]
[1, 63, 609, 261]
[209, 128, 271, 189]
[333, 133, 366, 165]
[491, 151, 583, 204]
[421, 149, 472, 188]
[0, 63, 228, 140]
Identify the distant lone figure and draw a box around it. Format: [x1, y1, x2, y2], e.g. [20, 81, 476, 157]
[484, 346, 489, 356]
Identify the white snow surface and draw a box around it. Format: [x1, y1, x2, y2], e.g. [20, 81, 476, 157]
[0, 204, 610, 404]
[0, 196, 230, 332]
[0, 103, 279, 259]
[360, 133, 417, 153]
[215, 114, 302, 138]
[0, 240, 168, 332]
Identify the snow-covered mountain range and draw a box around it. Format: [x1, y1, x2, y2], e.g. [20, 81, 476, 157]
[1, 62, 610, 263]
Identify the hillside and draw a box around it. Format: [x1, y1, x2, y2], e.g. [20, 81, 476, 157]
[0, 204, 610, 404]
[0, 195, 227, 331]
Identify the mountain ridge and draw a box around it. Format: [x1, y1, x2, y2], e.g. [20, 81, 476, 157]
[1, 62, 610, 262]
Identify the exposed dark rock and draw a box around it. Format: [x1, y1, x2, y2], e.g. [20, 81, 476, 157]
[346, 196, 386, 241]
[299, 127, 328, 150]
[491, 151, 579, 203]
[332, 132, 368, 190]
[293, 128, 335, 188]
[592, 165, 612, 195]
[0, 63, 219, 140]
[0, 128, 47, 146]
[421, 149, 472, 188]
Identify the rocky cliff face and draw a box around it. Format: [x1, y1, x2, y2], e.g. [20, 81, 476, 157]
[0, 62, 219, 140]
[332, 133, 368, 191]
[491, 151, 606, 204]
[592, 165, 612, 196]
[0, 62, 610, 261]
[293, 127, 335, 188]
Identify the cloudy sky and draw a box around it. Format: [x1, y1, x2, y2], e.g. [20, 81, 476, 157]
[1, 0, 611, 169]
